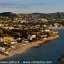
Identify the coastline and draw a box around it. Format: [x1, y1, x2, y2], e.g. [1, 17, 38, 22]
[0, 32, 59, 60]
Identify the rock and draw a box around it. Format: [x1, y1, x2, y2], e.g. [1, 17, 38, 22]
[58, 55, 64, 62]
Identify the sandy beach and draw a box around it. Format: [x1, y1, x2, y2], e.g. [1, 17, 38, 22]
[0, 32, 59, 60]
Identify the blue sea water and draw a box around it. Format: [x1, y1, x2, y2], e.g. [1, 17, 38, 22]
[1, 29, 64, 64]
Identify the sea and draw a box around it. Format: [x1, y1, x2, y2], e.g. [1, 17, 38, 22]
[0, 29, 64, 64]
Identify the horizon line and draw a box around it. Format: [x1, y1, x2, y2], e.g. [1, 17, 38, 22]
[0, 11, 64, 14]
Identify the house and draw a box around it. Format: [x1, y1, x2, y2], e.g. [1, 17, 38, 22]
[54, 23, 59, 27]
[28, 34, 36, 41]
[41, 35, 47, 38]
[11, 42, 17, 44]
[0, 46, 5, 52]
[44, 29, 50, 32]
[0, 38, 3, 42]
[3, 37, 14, 43]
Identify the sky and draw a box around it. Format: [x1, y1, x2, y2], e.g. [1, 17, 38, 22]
[0, 0, 64, 13]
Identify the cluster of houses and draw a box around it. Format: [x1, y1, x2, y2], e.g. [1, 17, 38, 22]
[0, 36, 17, 53]
[0, 22, 57, 55]
[20, 27, 54, 43]
[0, 26, 57, 55]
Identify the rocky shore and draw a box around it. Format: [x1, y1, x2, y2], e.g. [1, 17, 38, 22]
[0, 32, 59, 60]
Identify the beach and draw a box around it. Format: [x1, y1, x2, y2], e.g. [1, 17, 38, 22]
[0, 32, 59, 60]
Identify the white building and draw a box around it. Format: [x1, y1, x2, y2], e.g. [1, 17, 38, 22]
[28, 34, 36, 40]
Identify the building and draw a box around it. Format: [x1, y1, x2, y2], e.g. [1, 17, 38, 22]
[28, 34, 36, 41]
[3, 37, 14, 43]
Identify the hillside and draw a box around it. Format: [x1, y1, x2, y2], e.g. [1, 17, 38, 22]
[0, 12, 64, 19]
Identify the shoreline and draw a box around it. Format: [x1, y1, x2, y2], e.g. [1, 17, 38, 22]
[0, 32, 59, 60]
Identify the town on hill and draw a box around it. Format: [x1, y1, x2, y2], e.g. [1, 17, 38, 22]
[0, 12, 62, 58]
